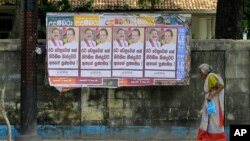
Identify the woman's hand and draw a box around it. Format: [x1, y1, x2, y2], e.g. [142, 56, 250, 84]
[206, 92, 214, 101]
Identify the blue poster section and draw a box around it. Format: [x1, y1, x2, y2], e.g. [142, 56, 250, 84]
[176, 27, 187, 80]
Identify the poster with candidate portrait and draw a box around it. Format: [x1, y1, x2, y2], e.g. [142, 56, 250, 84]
[47, 26, 79, 79]
[80, 27, 112, 78]
[112, 27, 144, 78]
[144, 27, 177, 78]
[46, 13, 191, 90]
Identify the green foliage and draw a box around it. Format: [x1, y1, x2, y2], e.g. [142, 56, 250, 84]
[244, 0, 250, 33]
[243, 19, 249, 34]
[244, 0, 250, 20]
[244, 0, 250, 15]
[8, 32, 12, 39]
[192, 33, 196, 39]
[57, 0, 72, 12]
[243, 19, 249, 28]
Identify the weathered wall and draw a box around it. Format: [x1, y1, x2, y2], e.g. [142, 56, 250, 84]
[0, 39, 249, 140]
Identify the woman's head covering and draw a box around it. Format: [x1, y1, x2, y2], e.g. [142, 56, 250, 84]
[199, 63, 213, 74]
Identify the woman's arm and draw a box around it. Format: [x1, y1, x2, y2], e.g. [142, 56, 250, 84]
[207, 81, 224, 101]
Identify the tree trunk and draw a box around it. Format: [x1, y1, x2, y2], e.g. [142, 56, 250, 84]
[215, 0, 244, 39]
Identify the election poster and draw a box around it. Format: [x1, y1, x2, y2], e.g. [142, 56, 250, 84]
[112, 27, 144, 78]
[46, 13, 191, 89]
[80, 27, 112, 77]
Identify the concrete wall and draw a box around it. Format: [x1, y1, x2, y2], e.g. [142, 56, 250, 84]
[0, 39, 249, 140]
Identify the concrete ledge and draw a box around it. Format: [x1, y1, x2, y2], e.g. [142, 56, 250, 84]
[0, 39, 20, 51]
[1, 125, 231, 140]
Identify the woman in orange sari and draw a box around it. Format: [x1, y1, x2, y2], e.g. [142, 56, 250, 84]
[196, 64, 227, 141]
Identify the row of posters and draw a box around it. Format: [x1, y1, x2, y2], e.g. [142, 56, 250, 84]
[46, 13, 191, 89]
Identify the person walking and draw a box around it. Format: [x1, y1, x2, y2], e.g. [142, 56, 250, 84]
[196, 64, 227, 141]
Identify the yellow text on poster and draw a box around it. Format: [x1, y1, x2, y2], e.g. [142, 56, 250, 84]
[74, 15, 100, 26]
[136, 16, 154, 26]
